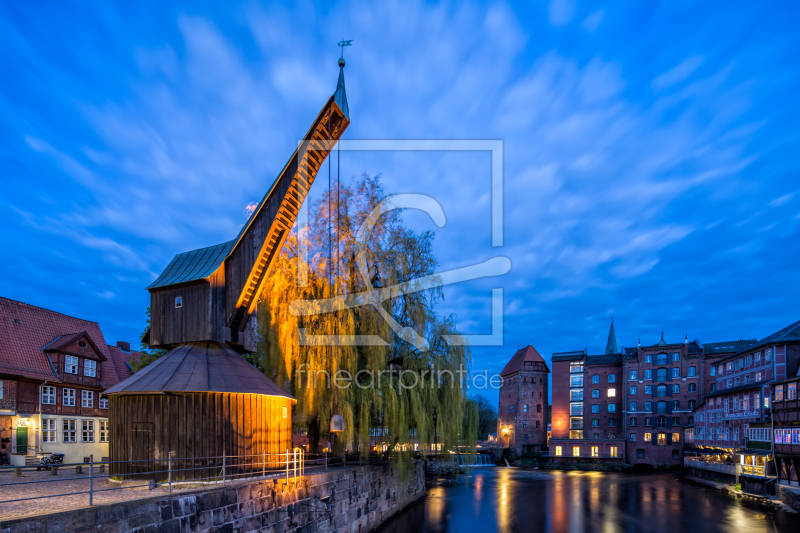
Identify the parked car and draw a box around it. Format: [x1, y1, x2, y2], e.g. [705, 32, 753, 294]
[37, 453, 65, 470]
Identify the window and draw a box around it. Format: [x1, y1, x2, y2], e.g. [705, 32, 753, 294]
[573, 446, 580, 457]
[507, 405, 511, 413]
[688, 383, 696, 392]
[100, 397, 108, 409]
[756, 372, 762, 382]
[657, 401, 667, 413]
[610, 446, 618, 457]
[672, 416, 680, 425]
[594, 433, 600, 439]
[673, 400, 680, 410]
[65, 355, 78, 374]
[657, 417, 667, 428]
[672, 368, 680, 378]
[672, 352, 680, 362]
[630, 417, 637, 426]
[644, 401, 652, 411]
[41, 386, 56, 405]
[63, 419, 77, 442]
[175, 296, 182, 308]
[511, 405, 515, 413]
[630, 401, 637, 411]
[766, 349, 772, 362]
[608, 404, 616, 413]
[592, 375, 600, 384]
[82, 420, 94, 442]
[645, 417, 652, 426]
[657, 368, 667, 381]
[570, 389, 584, 401]
[608, 418, 616, 427]
[523, 404, 529, 413]
[537, 404, 542, 413]
[645, 386, 652, 394]
[710, 383, 716, 392]
[570, 417, 583, 430]
[657, 353, 667, 365]
[775, 385, 784, 402]
[608, 374, 616, 383]
[645, 369, 652, 380]
[0, 380, 2, 399]
[570, 375, 584, 388]
[630, 386, 637, 395]
[645, 355, 652, 363]
[710, 366, 716, 376]
[686, 366, 696, 377]
[765, 396, 770, 408]
[81, 390, 94, 408]
[608, 389, 616, 398]
[789, 383, 798, 400]
[42, 419, 57, 442]
[592, 389, 600, 398]
[283, 406, 288, 419]
[99, 420, 109, 443]
[644, 433, 652, 442]
[63, 388, 76, 406]
[688, 416, 694, 425]
[570, 362, 584, 373]
[592, 404, 600, 413]
[630, 370, 638, 380]
[657, 385, 666, 397]
[536, 420, 540, 428]
[84, 359, 96, 377]
[523, 420, 527, 428]
[592, 418, 599, 427]
[591, 446, 599, 457]
[555, 446, 563, 456]
[570, 402, 584, 416]
[688, 400, 695, 410]
[657, 433, 667, 445]
[631, 434, 637, 442]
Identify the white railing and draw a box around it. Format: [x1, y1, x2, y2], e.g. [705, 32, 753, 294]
[684, 458, 741, 476]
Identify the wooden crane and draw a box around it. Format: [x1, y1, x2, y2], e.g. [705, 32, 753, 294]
[144, 63, 350, 353]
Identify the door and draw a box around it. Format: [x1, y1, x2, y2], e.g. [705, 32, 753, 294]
[16, 427, 28, 454]
[131, 423, 154, 479]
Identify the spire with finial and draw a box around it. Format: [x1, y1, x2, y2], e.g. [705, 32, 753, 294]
[685, 334, 688, 345]
[658, 330, 666, 346]
[605, 317, 618, 354]
[334, 39, 351, 119]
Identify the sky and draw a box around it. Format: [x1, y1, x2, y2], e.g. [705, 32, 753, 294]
[1, 1, 799, 405]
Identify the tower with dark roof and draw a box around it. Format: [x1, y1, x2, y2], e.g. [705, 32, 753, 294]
[497, 344, 550, 455]
[605, 318, 618, 354]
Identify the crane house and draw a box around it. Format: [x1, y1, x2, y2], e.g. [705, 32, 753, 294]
[105, 61, 350, 481]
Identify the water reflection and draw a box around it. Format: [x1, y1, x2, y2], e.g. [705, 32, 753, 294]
[377, 467, 800, 533]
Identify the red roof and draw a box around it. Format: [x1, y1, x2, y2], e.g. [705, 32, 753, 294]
[0, 297, 139, 387]
[500, 344, 549, 377]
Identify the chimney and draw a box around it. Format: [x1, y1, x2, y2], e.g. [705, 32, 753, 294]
[117, 341, 131, 352]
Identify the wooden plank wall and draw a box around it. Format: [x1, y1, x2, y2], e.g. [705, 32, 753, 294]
[149, 282, 211, 346]
[109, 393, 292, 481]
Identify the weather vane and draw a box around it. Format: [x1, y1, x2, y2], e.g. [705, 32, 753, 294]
[338, 39, 353, 65]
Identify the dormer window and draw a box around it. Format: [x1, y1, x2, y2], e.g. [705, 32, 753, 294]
[65, 355, 78, 374]
[175, 297, 183, 309]
[85, 359, 97, 377]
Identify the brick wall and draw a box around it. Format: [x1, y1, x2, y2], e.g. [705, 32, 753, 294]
[584, 365, 621, 439]
[0, 380, 16, 410]
[551, 361, 571, 439]
[498, 371, 548, 453]
[0, 462, 426, 533]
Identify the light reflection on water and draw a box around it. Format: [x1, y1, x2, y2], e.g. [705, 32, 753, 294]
[376, 467, 800, 533]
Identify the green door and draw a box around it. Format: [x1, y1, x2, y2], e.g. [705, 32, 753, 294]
[16, 427, 28, 454]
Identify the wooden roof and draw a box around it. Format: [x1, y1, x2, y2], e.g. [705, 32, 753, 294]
[146, 240, 234, 289]
[103, 341, 295, 401]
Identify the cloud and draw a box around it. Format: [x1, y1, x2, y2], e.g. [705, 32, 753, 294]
[549, 0, 575, 27]
[652, 56, 705, 90]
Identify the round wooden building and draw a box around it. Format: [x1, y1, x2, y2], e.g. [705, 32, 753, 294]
[103, 342, 295, 481]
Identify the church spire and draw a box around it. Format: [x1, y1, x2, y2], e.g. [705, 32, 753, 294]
[605, 317, 618, 354]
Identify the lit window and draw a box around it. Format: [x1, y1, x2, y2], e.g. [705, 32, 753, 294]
[82, 420, 94, 442]
[63, 419, 77, 442]
[591, 446, 599, 457]
[42, 419, 57, 442]
[175, 297, 182, 309]
[573, 446, 580, 457]
[608, 389, 616, 398]
[41, 386, 56, 405]
[610, 447, 618, 458]
[283, 406, 288, 419]
[788, 383, 798, 401]
[644, 433, 652, 442]
[555, 446, 562, 456]
[65, 355, 78, 374]
[775, 385, 784, 402]
[84, 359, 96, 377]
[63, 388, 76, 406]
[657, 433, 666, 445]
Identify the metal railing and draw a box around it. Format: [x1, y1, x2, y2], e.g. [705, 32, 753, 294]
[0, 450, 385, 507]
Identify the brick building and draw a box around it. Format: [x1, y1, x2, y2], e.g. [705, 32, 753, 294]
[550, 320, 626, 462]
[0, 297, 141, 465]
[497, 344, 549, 455]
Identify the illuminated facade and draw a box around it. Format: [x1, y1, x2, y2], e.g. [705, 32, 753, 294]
[497, 344, 550, 454]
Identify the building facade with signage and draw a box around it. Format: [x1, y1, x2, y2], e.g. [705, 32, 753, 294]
[0, 297, 140, 465]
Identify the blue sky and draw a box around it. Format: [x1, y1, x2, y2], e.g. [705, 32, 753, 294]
[1, 1, 798, 404]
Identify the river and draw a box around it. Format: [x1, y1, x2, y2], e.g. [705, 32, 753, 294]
[378, 467, 800, 532]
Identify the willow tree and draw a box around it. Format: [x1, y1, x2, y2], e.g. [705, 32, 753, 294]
[257, 174, 473, 462]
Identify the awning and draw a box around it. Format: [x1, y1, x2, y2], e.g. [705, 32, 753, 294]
[734, 449, 773, 456]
